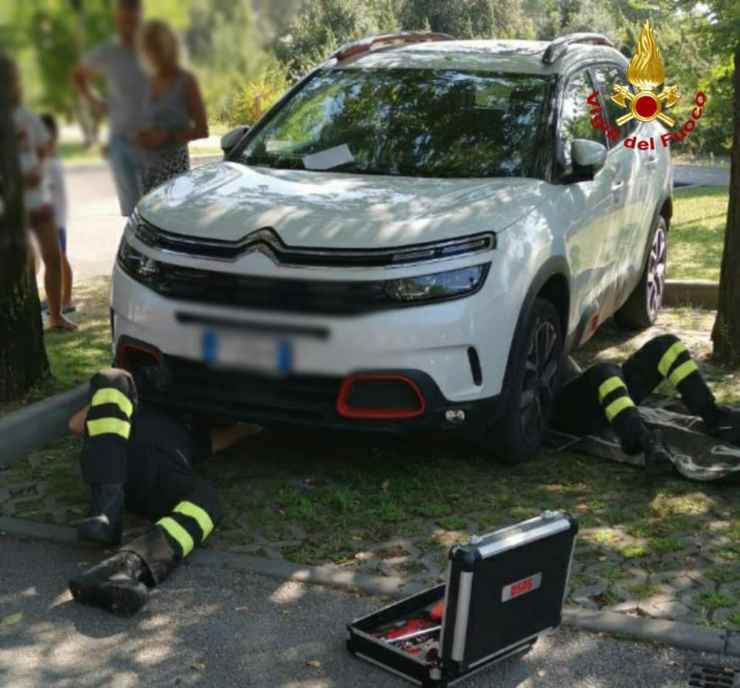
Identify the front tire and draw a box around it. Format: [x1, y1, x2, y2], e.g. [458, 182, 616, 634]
[488, 298, 563, 464]
[615, 216, 668, 330]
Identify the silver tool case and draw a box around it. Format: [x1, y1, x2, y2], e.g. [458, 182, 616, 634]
[347, 511, 578, 687]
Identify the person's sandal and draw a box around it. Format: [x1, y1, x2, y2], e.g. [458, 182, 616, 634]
[46, 314, 78, 332]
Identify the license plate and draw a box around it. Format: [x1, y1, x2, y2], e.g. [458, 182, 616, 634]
[201, 329, 293, 374]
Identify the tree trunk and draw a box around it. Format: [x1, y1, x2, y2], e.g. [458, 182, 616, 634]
[0, 53, 49, 402]
[712, 45, 740, 366]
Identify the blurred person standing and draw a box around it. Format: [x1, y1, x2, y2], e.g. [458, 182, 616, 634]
[72, 0, 147, 216]
[137, 20, 208, 193]
[10, 62, 77, 332]
[41, 114, 74, 314]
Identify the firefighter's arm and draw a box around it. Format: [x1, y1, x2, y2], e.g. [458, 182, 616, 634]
[69, 406, 90, 436]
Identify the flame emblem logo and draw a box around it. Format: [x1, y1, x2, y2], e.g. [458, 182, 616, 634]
[611, 21, 680, 127]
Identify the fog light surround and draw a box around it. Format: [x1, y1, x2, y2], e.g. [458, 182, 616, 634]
[337, 374, 426, 419]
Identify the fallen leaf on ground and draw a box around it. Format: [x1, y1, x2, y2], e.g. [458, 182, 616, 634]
[191, 662, 206, 671]
[305, 660, 321, 668]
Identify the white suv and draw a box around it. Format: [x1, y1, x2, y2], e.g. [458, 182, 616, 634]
[112, 32, 672, 461]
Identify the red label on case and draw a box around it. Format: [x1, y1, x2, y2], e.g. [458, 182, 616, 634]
[502, 573, 542, 602]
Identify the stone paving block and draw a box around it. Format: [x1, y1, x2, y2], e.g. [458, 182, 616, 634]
[638, 594, 694, 621]
[711, 607, 740, 629]
[718, 582, 740, 600]
[726, 631, 740, 657]
[650, 572, 704, 593]
[607, 600, 640, 614]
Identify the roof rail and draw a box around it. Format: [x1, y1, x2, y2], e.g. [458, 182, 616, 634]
[542, 33, 615, 65]
[332, 31, 454, 63]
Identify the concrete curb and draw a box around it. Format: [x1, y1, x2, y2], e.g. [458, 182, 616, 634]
[664, 280, 719, 310]
[1, 515, 738, 657]
[561, 608, 730, 656]
[0, 384, 87, 469]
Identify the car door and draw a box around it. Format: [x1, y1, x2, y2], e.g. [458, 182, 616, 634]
[556, 67, 625, 344]
[590, 63, 646, 311]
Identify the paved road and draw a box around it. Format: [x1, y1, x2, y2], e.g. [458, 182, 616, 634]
[65, 164, 126, 284]
[1, 535, 737, 688]
[63, 162, 729, 287]
[673, 164, 729, 189]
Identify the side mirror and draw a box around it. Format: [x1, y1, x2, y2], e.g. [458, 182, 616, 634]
[571, 139, 607, 172]
[221, 126, 250, 158]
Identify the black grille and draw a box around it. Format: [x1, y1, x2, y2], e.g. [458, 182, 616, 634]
[122, 258, 488, 315]
[154, 263, 388, 315]
[688, 664, 738, 688]
[145, 356, 343, 423]
[345, 379, 421, 411]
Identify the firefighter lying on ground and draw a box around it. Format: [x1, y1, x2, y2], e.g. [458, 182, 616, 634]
[550, 334, 740, 473]
[66, 367, 253, 617]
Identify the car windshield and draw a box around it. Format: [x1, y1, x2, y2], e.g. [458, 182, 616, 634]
[239, 68, 550, 178]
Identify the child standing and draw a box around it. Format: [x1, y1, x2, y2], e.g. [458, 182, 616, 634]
[41, 114, 74, 313]
[10, 61, 77, 331]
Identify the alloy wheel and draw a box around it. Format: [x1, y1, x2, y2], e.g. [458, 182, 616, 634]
[519, 318, 560, 439]
[646, 223, 667, 321]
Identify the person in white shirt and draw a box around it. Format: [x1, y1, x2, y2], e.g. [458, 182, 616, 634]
[41, 114, 74, 313]
[10, 60, 77, 332]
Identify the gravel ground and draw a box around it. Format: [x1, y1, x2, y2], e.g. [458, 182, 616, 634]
[2, 535, 738, 688]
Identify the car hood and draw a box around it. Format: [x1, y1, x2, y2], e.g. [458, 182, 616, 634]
[137, 162, 547, 249]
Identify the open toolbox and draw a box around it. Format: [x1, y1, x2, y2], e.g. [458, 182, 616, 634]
[347, 511, 578, 687]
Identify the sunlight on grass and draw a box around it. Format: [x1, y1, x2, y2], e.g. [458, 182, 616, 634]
[668, 187, 728, 282]
[45, 277, 112, 389]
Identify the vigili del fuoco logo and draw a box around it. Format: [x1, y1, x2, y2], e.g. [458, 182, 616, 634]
[588, 21, 706, 150]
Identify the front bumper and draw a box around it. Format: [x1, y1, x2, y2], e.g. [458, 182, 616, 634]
[129, 347, 502, 435]
[111, 241, 520, 434]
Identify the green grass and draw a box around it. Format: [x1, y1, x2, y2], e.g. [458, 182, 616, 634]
[45, 278, 112, 387]
[668, 187, 728, 282]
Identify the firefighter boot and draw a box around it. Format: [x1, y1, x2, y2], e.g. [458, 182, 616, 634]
[77, 483, 124, 546]
[706, 406, 740, 447]
[68, 551, 151, 617]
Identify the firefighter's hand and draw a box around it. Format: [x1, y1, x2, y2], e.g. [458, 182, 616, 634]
[68, 406, 89, 436]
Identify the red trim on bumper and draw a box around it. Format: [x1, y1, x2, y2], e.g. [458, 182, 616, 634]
[336, 373, 426, 419]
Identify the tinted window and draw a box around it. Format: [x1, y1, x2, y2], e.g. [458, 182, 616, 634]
[559, 69, 606, 170]
[240, 69, 550, 178]
[591, 64, 636, 143]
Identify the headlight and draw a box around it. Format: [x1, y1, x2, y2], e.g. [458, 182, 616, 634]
[118, 234, 161, 282]
[384, 264, 488, 303]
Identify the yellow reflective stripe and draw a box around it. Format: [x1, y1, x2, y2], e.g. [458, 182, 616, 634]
[174, 501, 214, 540]
[157, 517, 194, 557]
[598, 377, 626, 402]
[669, 359, 699, 387]
[86, 418, 131, 440]
[658, 341, 688, 377]
[91, 388, 133, 418]
[605, 396, 635, 422]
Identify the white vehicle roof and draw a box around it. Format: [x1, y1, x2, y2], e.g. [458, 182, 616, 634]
[339, 39, 626, 75]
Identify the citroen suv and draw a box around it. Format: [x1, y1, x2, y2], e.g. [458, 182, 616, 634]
[112, 32, 672, 462]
